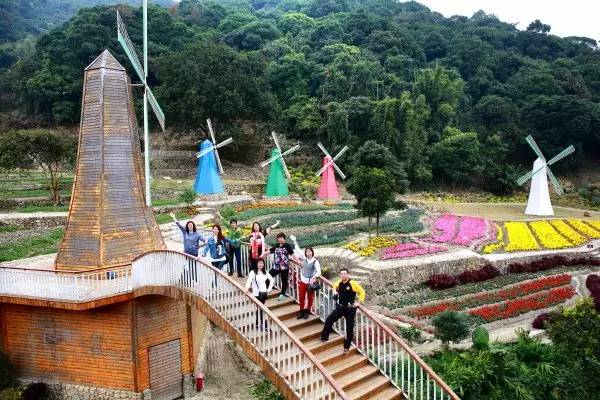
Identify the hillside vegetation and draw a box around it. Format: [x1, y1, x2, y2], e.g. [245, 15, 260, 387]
[0, 0, 599, 194]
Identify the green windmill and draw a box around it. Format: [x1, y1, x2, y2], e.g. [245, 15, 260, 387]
[260, 131, 300, 197]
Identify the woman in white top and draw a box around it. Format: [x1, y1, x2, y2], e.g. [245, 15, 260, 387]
[295, 247, 321, 320]
[245, 259, 274, 330]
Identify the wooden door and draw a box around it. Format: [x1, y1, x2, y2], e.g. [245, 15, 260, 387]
[149, 339, 183, 400]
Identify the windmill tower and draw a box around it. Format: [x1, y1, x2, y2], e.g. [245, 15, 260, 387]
[260, 132, 300, 197]
[193, 119, 233, 195]
[516, 135, 575, 216]
[315, 142, 349, 200]
[55, 50, 165, 271]
[117, 4, 165, 206]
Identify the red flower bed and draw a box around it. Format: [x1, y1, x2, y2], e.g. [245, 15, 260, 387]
[469, 286, 575, 322]
[407, 274, 572, 319]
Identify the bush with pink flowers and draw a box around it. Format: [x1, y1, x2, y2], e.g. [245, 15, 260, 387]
[380, 242, 447, 260]
[429, 214, 458, 243]
[452, 216, 487, 246]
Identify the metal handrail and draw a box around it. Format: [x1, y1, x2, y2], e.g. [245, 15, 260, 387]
[132, 250, 349, 400]
[242, 245, 460, 400]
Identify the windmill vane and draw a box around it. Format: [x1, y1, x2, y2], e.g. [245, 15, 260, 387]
[116, 2, 165, 206]
[196, 119, 233, 175]
[260, 131, 299, 179]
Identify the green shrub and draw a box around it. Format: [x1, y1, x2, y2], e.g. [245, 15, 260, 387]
[432, 311, 470, 345]
[250, 379, 284, 400]
[178, 187, 196, 206]
[236, 205, 330, 221]
[219, 205, 237, 222]
[0, 351, 16, 391]
[288, 167, 319, 201]
[471, 326, 489, 350]
[260, 210, 358, 228]
[0, 388, 21, 400]
[22, 382, 51, 400]
[398, 325, 422, 344]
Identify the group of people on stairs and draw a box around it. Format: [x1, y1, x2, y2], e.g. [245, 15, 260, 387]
[171, 214, 366, 352]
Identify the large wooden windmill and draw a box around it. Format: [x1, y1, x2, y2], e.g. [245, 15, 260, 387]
[260, 132, 300, 197]
[194, 119, 233, 194]
[117, 2, 165, 206]
[516, 135, 575, 216]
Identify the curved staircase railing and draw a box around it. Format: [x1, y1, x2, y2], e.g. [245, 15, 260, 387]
[239, 245, 460, 400]
[132, 250, 349, 400]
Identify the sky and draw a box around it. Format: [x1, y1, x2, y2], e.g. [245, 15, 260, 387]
[416, 0, 600, 40]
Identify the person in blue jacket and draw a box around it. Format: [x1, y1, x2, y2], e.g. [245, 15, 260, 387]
[203, 224, 229, 288]
[170, 212, 205, 257]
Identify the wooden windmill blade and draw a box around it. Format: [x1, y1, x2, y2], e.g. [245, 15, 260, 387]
[271, 131, 283, 154]
[317, 142, 332, 158]
[546, 167, 564, 195]
[279, 144, 300, 179]
[525, 135, 546, 162]
[547, 145, 575, 166]
[207, 119, 224, 174]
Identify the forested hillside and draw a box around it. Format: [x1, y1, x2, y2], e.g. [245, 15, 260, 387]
[0, 0, 174, 44]
[1, 0, 599, 193]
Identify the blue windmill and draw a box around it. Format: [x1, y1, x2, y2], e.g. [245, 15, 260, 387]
[193, 119, 233, 195]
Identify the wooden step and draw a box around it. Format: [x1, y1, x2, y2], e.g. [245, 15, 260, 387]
[337, 364, 380, 391]
[290, 320, 324, 341]
[265, 296, 296, 310]
[316, 345, 358, 366]
[346, 375, 391, 400]
[272, 303, 300, 320]
[305, 336, 345, 353]
[368, 385, 405, 400]
[328, 353, 369, 377]
[283, 314, 320, 330]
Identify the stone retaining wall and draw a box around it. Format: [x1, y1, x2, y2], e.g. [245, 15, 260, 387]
[20, 380, 142, 400]
[365, 255, 484, 288]
[0, 215, 66, 229]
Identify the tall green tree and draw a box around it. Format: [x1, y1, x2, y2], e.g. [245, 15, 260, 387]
[0, 129, 76, 204]
[346, 167, 395, 235]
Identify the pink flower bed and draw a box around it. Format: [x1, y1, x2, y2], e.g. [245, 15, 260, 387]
[452, 216, 487, 246]
[430, 214, 458, 243]
[380, 243, 447, 260]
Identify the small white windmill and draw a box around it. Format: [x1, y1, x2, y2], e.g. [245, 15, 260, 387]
[117, 5, 165, 207]
[193, 119, 232, 195]
[516, 135, 575, 216]
[315, 143, 349, 200]
[196, 119, 233, 173]
[261, 131, 300, 197]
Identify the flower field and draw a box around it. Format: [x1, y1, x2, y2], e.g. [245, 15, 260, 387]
[344, 236, 397, 257]
[405, 274, 572, 319]
[468, 286, 575, 322]
[483, 219, 600, 253]
[483, 223, 504, 254]
[380, 243, 447, 260]
[428, 214, 491, 247]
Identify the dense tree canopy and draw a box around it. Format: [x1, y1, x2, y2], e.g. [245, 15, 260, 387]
[1, 0, 599, 192]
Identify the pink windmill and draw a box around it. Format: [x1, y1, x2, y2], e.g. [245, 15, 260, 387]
[316, 142, 349, 200]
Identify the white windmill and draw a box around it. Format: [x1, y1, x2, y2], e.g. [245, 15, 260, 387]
[117, 3, 165, 206]
[260, 132, 300, 197]
[516, 135, 575, 216]
[315, 143, 349, 200]
[195, 119, 233, 174]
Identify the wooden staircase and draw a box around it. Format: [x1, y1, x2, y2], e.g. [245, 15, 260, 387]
[265, 292, 404, 400]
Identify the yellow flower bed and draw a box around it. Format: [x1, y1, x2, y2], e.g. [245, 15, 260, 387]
[568, 219, 600, 239]
[529, 220, 572, 249]
[344, 236, 397, 257]
[586, 220, 600, 231]
[549, 220, 587, 246]
[504, 221, 540, 252]
[235, 201, 306, 212]
[483, 223, 504, 254]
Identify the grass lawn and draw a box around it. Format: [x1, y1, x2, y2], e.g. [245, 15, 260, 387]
[13, 205, 69, 213]
[0, 228, 65, 262]
[0, 188, 72, 199]
[152, 198, 182, 206]
[155, 211, 189, 225]
[0, 224, 21, 233]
